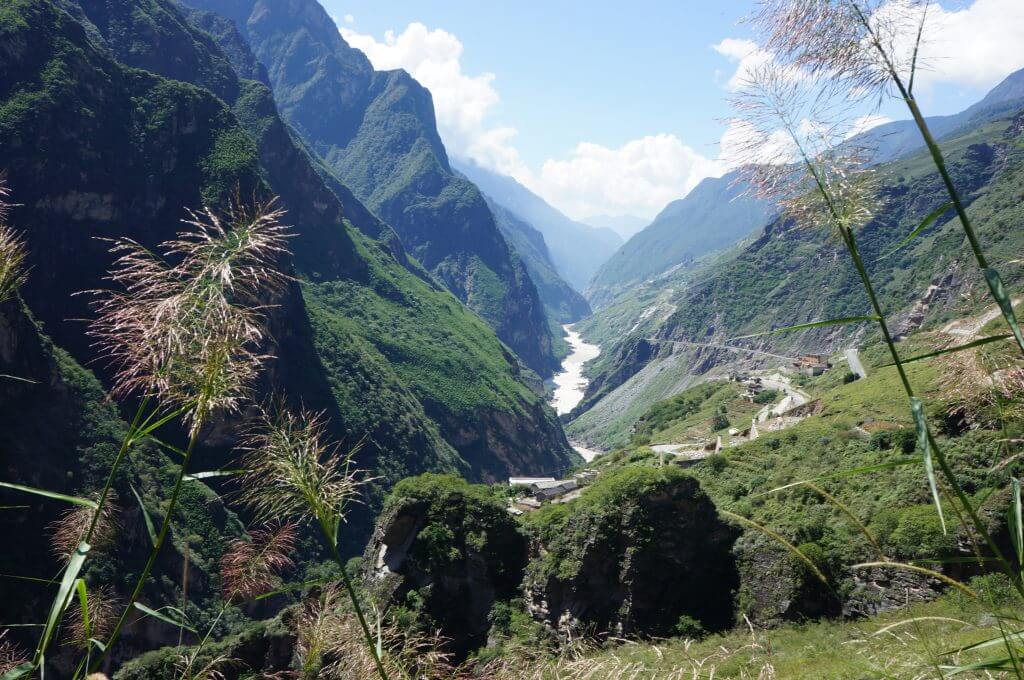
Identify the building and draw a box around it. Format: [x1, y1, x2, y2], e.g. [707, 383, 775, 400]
[741, 377, 765, 402]
[793, 354, 831, 376]
[512, 497, 542, 513]
[509, 476, 555, 487]
[531, 479, 579, 501]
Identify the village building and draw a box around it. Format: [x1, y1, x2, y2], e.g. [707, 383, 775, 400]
[793, 353, 831, 376]
[508, 476, 555, 487]
[532, 479, 578, 501]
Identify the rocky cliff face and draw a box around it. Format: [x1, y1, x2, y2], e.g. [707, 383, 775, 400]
[524, 467, 739, 639]
[182, 0, 560, 378]
[362, 475, 528, 659]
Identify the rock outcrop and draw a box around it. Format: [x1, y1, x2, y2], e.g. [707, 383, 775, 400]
[524, 467, 739, 638]
[362, 474, 528, 659]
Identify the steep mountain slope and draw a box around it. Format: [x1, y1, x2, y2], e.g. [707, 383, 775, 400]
[852, 67, 1024, 165]
[454, 159, 623, 291]
[485, 197, 591, 324]
[181, 0, 559, 378]
[587, 170, 774, 307]
[0, 0, 573, 517]
[570, 102, 1024, 450]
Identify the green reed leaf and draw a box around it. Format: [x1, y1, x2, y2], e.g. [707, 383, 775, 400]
[879, 334, 1013, 367]
[184, 469, 243, 482]
[1011, 478, 1023, 581]
[984, 267, 1024, 353]
[129, 483, 156, 548]
[36, 542, 90, 667]
[853, 561, 975, 597]
[721, 510, 829, 586]
[911, 398, 945, 534]
[758, 458, 918, 496]
[133, 602, 196, 634]
[0, 662, 34, 679]
[876, 201, 953, 261]
[75, 579, 90, 642]
[0, 482, 97, 508]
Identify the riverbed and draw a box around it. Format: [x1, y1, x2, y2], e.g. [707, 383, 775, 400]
[549, 324, 601, 461]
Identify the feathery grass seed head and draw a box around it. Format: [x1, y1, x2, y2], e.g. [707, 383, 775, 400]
[66, 585, 119, 651]
[49, 494, 120, 562]
[0, 630, 28, 675]
[0, 180, 28, 304]
[220, 522, 297, 601]
[237, 407, 365, 536]
[88, 199, 292, 433]
[731, 61, 882, 237]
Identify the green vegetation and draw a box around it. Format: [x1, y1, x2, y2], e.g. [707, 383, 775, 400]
[208, 0, 560, 375]
[588, 169, 770, 303]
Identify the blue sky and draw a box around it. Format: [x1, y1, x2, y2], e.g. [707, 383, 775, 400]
[321, 0, 1024, 223]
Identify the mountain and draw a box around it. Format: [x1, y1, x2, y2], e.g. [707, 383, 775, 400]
[180, 0, 559, 378]
[569, 99, 1024, 449]
[446, 166, 590, 324]
[585, 213, 649, 239]
[587, 170, 774, 308]
[483, 196, 591, 324]
[851, 67, 1024, 165]
[453, 158, 623, 292]
[0, 0, 574, 527]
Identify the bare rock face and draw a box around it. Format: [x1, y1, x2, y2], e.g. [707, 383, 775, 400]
[733, 533, 839, 627]
[361, 474, 528, 660]
[524, 468, 739, 639]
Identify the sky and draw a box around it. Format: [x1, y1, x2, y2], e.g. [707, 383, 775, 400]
[321, 0, 1024, 225]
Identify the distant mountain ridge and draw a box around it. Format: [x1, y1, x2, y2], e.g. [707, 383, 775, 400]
[587, 169, 774, 307]
[851, 67, 1024, 165]
[454, 159, 623, 292]
[586, 213, 649, 239]
[481, 195, 592, 324]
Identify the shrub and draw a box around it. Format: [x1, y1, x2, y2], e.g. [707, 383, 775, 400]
[673, 614, 706, 639]
[869, 430, 893, 451]
[705, 454, 728, 473]
[711, 413, 730, 431]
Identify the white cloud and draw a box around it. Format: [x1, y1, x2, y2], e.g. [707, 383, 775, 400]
[847, 114, 893, 138]
[714, 0, 1024, 97]
[340, 22, 725, 220]
[712, 38, 774, 91]
[340, 22, 530, 179]
[536, 135, 725, 220]
[343, 13, 354, 25]
[887, 0, 1024, 92]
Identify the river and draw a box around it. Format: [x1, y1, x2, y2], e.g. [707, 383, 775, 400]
[549, 324, 602, 462]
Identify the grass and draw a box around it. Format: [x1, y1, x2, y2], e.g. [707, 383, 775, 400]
[533, 580, 1022, 679]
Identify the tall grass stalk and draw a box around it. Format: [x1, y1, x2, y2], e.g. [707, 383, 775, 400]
[752, 0, 1024, 354]
[732, 59, 1024, 613]
[87, 430, 201, 674]
[74, 200, 290, 675]
[238, 407, 391, 680]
